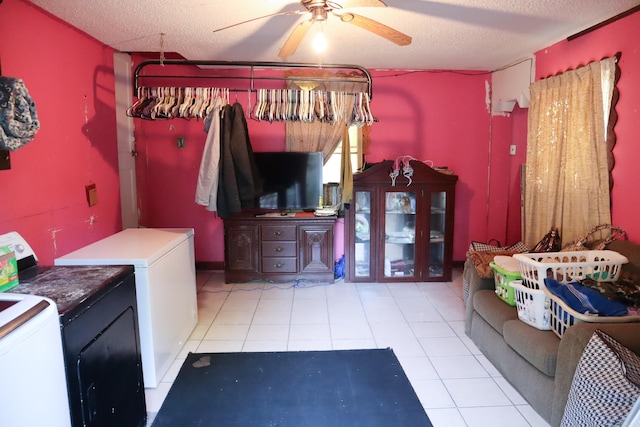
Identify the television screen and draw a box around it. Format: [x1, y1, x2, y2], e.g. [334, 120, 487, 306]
[253, 151, 323, 210]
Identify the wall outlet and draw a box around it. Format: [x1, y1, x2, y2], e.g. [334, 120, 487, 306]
[510, 145, 517, 155]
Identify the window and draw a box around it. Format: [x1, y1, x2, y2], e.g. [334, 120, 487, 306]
[322, 126, 362, 184]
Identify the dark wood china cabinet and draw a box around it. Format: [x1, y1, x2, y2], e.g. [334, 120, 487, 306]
[345, 160, 457, 282]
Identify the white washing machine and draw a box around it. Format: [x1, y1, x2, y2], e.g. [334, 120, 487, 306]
[55, 228, 198, 388]
[0, 293, 72, 427]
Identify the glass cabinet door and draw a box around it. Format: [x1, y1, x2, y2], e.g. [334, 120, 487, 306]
[429, 191, 446, 278]
[383, 190, 417, 279]
[354, 190, 372, 278]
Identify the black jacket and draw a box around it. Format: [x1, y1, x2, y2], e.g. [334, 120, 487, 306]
[217, 102, 262, 218]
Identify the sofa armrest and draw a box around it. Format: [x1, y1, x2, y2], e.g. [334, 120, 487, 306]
[464, 258, 496, 335]
[551, 322, 640, 426]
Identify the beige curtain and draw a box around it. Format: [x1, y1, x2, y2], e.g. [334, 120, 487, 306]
[285, 72, 368, 158]
[340, 125, 353, 204]
[285, 111, 352, 162]
[524, 57, 616, 247]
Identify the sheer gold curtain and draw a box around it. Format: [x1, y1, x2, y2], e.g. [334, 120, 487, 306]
[524, 57, 616, 247]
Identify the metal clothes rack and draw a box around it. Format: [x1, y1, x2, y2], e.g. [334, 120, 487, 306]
[133, 59, 373, 99]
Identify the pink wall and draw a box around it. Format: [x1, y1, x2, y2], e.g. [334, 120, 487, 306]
[486, 106, 527, 247]
[130, 55, 288, 265]
[2, 0, 637, 268]
[0, 0, 122, 264]
[365, 70, 492, 260]
[533, 11, 640, 242]
[131, 64, 492, 263]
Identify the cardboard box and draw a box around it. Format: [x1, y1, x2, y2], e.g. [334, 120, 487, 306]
[0, 246, 19, 292]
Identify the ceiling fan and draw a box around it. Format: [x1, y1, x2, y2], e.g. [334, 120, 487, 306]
[213, 0, 412, 58]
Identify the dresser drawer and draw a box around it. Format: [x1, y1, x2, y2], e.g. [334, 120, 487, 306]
[262, 241, 297, 257]
[261, 225, 296, 241]
[262, 258, 297, 273]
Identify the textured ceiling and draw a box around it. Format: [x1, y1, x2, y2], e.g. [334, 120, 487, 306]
[28, 0, 640, 70]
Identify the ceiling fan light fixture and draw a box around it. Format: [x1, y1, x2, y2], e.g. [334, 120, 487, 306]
[311, 7, 328, 21]
[312, 28, 328, 53]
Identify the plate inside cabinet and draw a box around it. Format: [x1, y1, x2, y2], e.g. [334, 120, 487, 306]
[355, 214, 370, 241]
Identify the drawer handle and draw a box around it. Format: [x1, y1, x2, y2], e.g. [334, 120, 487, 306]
[274, 246, 283, 252]
[273, 230, 282, 236]
[274, 262, 284, 268]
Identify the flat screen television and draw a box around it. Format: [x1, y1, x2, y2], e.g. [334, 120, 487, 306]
[253, 151, 323, 211]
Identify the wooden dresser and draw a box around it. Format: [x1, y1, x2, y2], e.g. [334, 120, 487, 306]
[224, 213, 336, 283]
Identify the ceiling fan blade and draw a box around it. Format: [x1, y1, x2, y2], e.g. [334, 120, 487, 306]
[337, 12, 411, 46]
[278, 19, 314, 58]
[213, 10, 303, 33]
[337, 0, 387, 8]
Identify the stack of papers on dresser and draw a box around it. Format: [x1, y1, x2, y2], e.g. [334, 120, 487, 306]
[315, 207, 338, 216]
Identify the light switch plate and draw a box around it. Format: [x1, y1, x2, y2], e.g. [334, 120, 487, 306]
[85, 184, 98, 206]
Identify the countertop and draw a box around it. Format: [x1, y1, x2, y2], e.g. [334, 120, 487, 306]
[10, 265, 133, 315]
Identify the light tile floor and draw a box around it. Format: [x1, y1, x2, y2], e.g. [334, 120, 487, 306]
[145, 269, 551, 427]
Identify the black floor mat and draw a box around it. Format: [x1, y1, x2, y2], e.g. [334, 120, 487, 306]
[152, 348, 432, 427]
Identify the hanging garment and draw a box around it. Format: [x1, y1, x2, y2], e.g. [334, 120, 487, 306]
[0, 77, 40, 151]
[217, 104, 239, 218]
[217, 102, 262, 219]
[195, 97, 224, 211]
[228, 102, 262, 209]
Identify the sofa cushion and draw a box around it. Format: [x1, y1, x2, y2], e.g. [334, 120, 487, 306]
[608, 239, 640, 284]
[473, 290, 518, 335]
[503, 319, 560, 377]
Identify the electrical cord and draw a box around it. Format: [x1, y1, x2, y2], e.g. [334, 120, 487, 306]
[197, 278, 342, 295]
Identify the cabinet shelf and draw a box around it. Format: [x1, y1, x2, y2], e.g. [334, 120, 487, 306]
[345, 160, 457, 283]
[386, 238, 415, 244]
[386, 211, 416, 215]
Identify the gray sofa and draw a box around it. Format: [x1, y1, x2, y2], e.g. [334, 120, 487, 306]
[464, 239, 640, 426]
